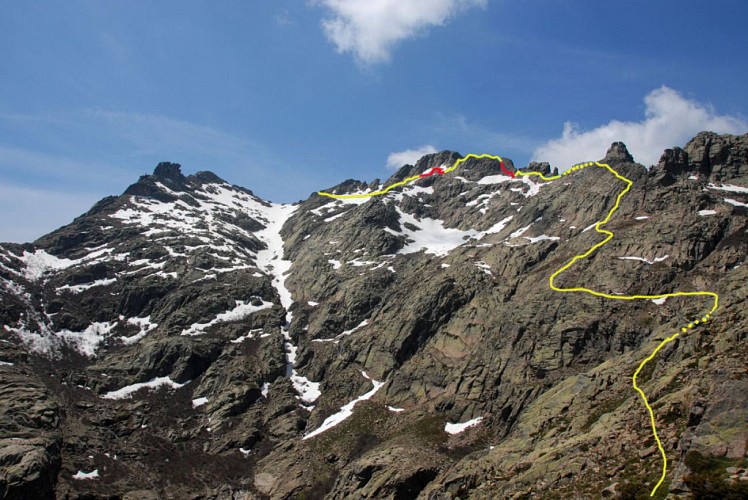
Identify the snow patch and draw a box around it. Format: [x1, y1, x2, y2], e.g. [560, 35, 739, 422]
[328, 259, 342, 269]
[102, 376, 188, 400]
[347, 258, 377, 267]
[524, 235, 560, 243]
[72, 470, 99, 480]
[707, 183, 748, 193]
[465, 193, 492, 207]
[181, 299, 273, 336]
[509, 224, 532, 239]
[120, 316, 158, 345]
[513, 176, 544, 197]
[483, 216, 514, 236]
[56, 321, 118, 357]
[19, 250, 75, 281]
[290, 373, 321, 404]
[618, 255, 669, 265]
[340, 319, 369, 337]
[724, 198, 748, 208]
[474, 261, 492, 275]
[303, 372, 385, 440]
[192, 397, 209, 408]
[324, 210, 350, 223]
[386, 207, 479, 257]
[445, 416, 483, 435]
[230, 328, 263, 344]
[476, 175, 513, 185]
[57, 278, 117, 294]
[312, 319, 370, 343]
[698, 209, 717, 216]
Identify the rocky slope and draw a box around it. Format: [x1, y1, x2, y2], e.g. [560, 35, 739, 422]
[1, 132, 747, 499]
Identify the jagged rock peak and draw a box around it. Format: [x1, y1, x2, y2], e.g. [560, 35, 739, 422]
[683, 131, 748, 181]
[122, 163, 237, 203]
[523, 161, 558, 177]
[189, 170, 227, 186]
[653, 131, 748, 184]
[387, 151, 462, 184]
[414, 150, 462, 171]
[458, 154, 515, 181]
[153, 162, 185, 181]
[320, 178, 372, 196]
[603, 142, 634, 164]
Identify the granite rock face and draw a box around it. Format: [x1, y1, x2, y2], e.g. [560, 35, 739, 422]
[1, 133, 747, 499]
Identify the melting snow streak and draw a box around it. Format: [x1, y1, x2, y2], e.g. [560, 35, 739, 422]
[303, 372, 384, 440]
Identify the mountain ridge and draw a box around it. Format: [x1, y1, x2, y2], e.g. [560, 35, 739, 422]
[1, 131, 747, 499]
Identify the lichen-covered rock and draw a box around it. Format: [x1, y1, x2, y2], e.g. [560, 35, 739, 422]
[0, 370, 61, 499]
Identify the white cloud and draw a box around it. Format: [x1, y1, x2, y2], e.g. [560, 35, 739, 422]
[532, 86, 748, 170]
[316, 0, 487, 63]
[386, 145, 438, 169]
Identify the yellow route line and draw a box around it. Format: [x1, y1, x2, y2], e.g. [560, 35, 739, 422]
[317, 154, 719, 496]
[317, 154, 507, 199]
[517, 161, 718, 496]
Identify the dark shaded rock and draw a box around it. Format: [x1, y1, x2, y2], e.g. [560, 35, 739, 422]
[152, 162, 184, 181]
[524, 161, 552, 176]
[189, 170, 225, 185]
[321, 178, 371, 196]
[387, 151, 462, 185]
[603, 141, 635, 164]
[0, 372, 61, 499]
[685, 131, 748, 182]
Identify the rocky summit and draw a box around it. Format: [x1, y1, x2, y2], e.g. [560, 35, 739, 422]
[1, 132, 747, 499]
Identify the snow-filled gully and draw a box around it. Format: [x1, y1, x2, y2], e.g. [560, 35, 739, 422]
[254, 203, 322, 407]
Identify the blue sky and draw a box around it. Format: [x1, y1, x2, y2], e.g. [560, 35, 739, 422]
[2, 0, 747, 242]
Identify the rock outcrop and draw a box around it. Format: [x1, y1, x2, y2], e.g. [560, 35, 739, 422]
[0, 132, 746, 498]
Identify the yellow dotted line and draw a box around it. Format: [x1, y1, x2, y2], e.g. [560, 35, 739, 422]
[519, 161, 718, 497]
[317, 154, 718, 496]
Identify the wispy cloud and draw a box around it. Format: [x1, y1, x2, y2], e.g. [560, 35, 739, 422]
[439, 114, 539, 154]
[0, 145, 132, 188]
[0, 109, 287, 185]
[532, 86, 748, 169]
[82, 109, 264, 161]
[276, 8, 295, 26]
[0, 183, 101, 244]
[315, 0, 487, 64]
[386, 145, 438, 169]
[422, 113, 540, 164]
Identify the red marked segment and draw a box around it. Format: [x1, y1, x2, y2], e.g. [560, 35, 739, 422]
[419, 167, 445, 178]
[419, 159, 513, 180]
[499, 160, 515, 178]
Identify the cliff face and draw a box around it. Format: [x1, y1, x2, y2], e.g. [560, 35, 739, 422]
[1, 133, 746, 499]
